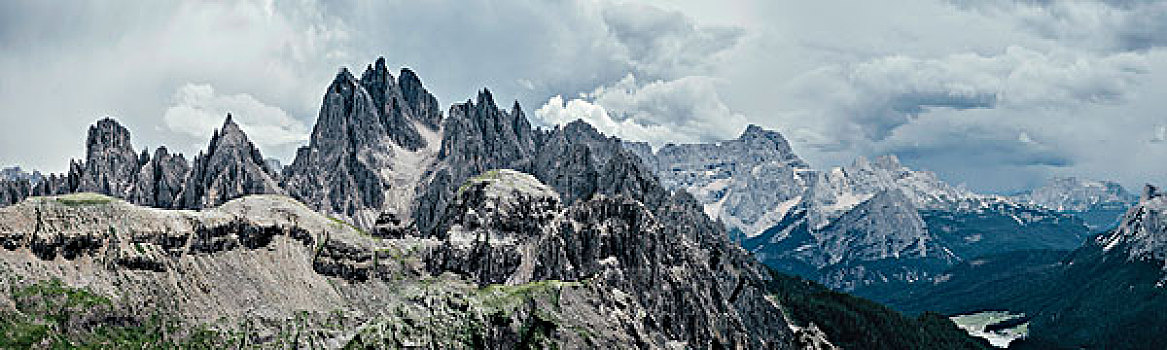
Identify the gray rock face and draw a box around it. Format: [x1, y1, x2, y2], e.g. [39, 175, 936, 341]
[398, 67, 443, 130]
[416, 170, 796, 348]
[749, 156, 1086, 291]
[1099, 184, 1167, 268]
[414, 90, 536, 233]
[357, 57, 428, 151]
[415, 101, 664, 236]
[74, 117, 144, 198]
[263, 158, 282, 178]
[0, 118, 156, 208]
[283, 59, 442, 229]
[0, 179, 32, 207]
[629, 124, 811, 238]
[398, 89, 797, 345]
[0, 180, 797, 348]
[0, 166, 43, 185]
[178, 115, 282, 209]
[128, 146, 190, 208]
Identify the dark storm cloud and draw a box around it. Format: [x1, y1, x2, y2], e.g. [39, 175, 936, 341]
[954, 0, 1167, 52]
[599, 2, 743, 80]
[2, 0, 1167, 194]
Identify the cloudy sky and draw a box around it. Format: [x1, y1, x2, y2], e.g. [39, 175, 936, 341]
[2, 0, 1166, 193]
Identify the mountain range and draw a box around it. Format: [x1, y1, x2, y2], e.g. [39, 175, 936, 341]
[631, 131, 1100, 296]
[0, 57, 997, 349]
[629, 127, 1167, 348]
[1, 55, 1160, 349]
[1010, 176, 1138, 230]
[882, 185, 1167, 349]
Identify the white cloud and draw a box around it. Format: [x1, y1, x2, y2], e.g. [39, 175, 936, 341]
[0, 0, 350, 171]
[536, 95, 671, 144]
[535, 74, 748, 147]
[780, 46, 1148, 149]
[163, 83, 309, 157]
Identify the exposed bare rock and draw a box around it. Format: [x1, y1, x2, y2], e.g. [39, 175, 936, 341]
[74, 117, 144, 198]
[0, 57, 995, 349]
[283, 59, 443, 229]
[178, 115, 282, 209]
[416, 169, 797, 348]
[629, 124, 811, 238]
[1098, 184, 1167, 268]
[128, 146, 189, 208]
[0, 173, 797, 349]
[1016, 177, 1137, 212]
[0, 166, 43, 184]
[414, 90, 535, 233]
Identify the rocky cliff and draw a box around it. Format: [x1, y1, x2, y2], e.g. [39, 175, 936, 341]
[1098, 184, 1167, 268]
[0, 118, 154, 207]
[0, 114, 274, 210]
[128, 146, 190, 208]
[0, 166, 42, 184]
[73, 118, 144, 197]
[628, 125, 811, 239]
[177, 115, 282, 209]
[282, 58, 443, 229]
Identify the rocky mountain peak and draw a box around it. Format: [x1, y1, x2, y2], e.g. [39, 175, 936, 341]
[1013, 176, 1137, 213]
[333, 66, 356, 85]
[0, 166, 43, 184]
[178, 114, 282, 209]
[633, 124, 811, 238]
[359, 57, 396, 113]
[87, 117, 133, 151]
[1142, 183, 1160, 201]
[474, 88, 497, 111]
[397, 66, 443, 129]
[284, 58, 445, 229]
[561, 119, 597, 136]
[457, 169, 560, 206]
[215, 114, 248, 145]
[739, 124, 801, 158]
[128, 146, 190, 208]
[1099, 183, 1167, 270]
[511, 100, 523, 116]
[74, 117, 142, 197]
[873, 154, 904, 171]
[741, 123, 766, 136]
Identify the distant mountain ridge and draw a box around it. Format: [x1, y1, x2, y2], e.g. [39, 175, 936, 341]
[1012, 176, 1138, 230]
[633, 128, 1092, 294]
[625, 125, 811, 240]
[0, 166, 42, 185]
[1013, 176, 1137, 212]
